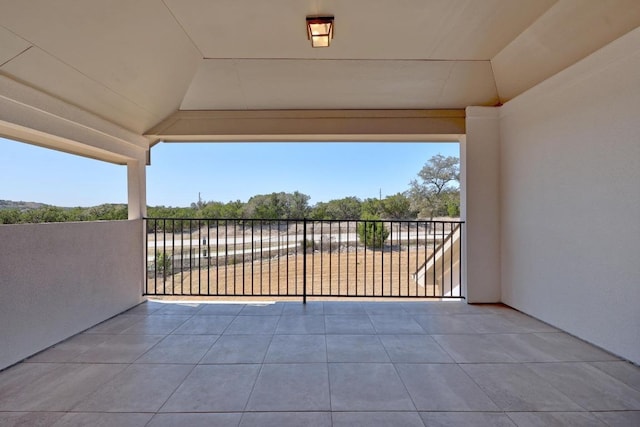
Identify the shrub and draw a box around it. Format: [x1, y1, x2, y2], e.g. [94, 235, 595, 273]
[357, 215, 389, 249]
[301, 238, 315, 253]
[156, 251, 172, 281]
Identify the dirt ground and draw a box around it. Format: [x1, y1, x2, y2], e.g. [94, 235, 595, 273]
[146, 249, 441, 298]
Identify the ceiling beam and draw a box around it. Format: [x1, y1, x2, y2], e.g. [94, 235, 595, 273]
[146, 109, 465, 144]
[0, 75, 148, 164]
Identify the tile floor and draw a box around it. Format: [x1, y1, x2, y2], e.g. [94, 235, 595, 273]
[0, 300, 639, 426]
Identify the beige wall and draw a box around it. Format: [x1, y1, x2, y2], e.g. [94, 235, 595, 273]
[461, 107, 502, 302]
[0, 220, 144, 370]
[499, 27, 640, 364]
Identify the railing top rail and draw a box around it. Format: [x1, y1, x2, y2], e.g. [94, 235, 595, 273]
[144, 217, 465, 224]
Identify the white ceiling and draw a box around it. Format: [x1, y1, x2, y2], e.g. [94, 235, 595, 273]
[180, 59, 498, 110]
[164, 0, 555, 60]
[1, 0, 639, 135]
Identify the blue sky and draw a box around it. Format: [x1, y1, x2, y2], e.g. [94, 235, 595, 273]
[1, 137, 459, 207]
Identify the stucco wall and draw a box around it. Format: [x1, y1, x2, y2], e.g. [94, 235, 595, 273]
[462, 108, 501, 303]
[499, 28, 640, 364]
[0, 220, 144, 370]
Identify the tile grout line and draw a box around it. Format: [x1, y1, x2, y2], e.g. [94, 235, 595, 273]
[238, 307, 280, 419]
[324, 311, 333, 420]
[147, 303, 240, 421]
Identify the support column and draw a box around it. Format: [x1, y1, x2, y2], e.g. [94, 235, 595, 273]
[461, 106, 501, 303]
[127, 159, 147, 220]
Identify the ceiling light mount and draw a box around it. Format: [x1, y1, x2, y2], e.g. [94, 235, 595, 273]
[306, 15, 334, 48]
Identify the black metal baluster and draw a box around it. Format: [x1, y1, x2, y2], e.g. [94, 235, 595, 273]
[346, 221, 349, 296]
[459, 223, 463, 298]
[415, 221, 419, 297]
[337, 221, 341, 296]
[440, 222, 444, 297]
[303, 219, 307, 303]
[432, 221, 437, 298]
[215, 220, 219, 295]
[197, 220, 201, 295]
[354, 219, 357, 297]
[320, 221, 323, 296]
[389, 222, 393, 296]
[328, 220, 332, 297]
[233, 220, 237, 295]
[381, 221, 385, 296]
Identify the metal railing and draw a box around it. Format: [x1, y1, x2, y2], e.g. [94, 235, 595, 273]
[145, 218, 464, 301]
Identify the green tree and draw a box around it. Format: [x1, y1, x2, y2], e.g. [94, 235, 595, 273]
[309, 202, 329, 220]
[244, 193, 283, 219]
[443, 190, 461, 217]
[0, 209, 21, 224]
[287, 191, 311, 219]
[243, 192, 310, 220]
[323, 197, 362, 220]
[361, 198, 383, 218]
[65, 207, 87, 222]
[221, 200, 245, 218]
[199, 201, 226, 218]
[408, 154, 460, 219]
[357, 213, 389, 249]
[146, 205, 197, 231]
[20, 206, 66, 223]
[101, 204, 127, 220]
[381, 193, 417, 219]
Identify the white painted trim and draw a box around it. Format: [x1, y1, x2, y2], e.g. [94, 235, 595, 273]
[127, 160, 147, 220]
[465, 106, 500, 119]
[0, 75, 147, 164]
[462, 106, 502, 303]
[458, 135, 468, 301]
[146, 109, 466, 144]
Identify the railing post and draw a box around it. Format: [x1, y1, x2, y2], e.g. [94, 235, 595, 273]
[303, 218, 307, 304]
[143, 218, 148, 296]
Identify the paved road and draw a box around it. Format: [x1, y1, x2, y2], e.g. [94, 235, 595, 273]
[148, 232, 445, 248]
[147, 232, 446, 261]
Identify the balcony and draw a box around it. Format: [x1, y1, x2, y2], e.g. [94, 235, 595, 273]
[1, 300, 639, 426]
[1, 2, 639, 426]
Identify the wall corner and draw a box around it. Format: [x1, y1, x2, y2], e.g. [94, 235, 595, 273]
[462, 106, 502, 303]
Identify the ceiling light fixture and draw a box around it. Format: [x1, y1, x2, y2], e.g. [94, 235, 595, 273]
[306, 16, 334, 48]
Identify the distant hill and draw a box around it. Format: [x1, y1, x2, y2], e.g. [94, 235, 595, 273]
[0, 201, 129, 224]
[0, 200, 49, 210]
[0, 200, 128, 211]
